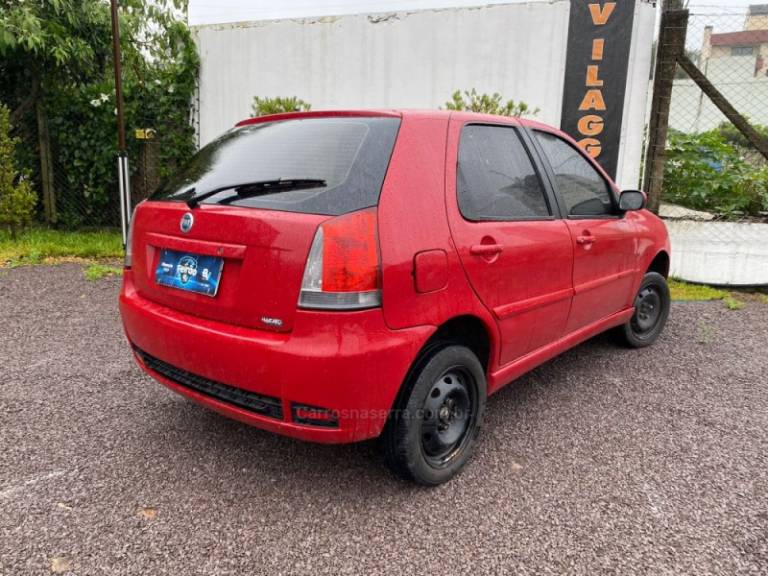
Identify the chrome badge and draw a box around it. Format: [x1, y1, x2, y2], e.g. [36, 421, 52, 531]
[180, 212, 194, 233]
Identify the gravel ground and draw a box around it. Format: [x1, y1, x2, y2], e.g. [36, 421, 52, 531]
[1, 263, 767, 576]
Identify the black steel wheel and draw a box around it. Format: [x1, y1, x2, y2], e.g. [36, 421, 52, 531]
[613, 271, 670, 348]
[382, 344, 486, 485]
[420, 367, 476, 468]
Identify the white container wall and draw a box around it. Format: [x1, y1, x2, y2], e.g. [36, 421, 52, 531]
[192, 1, 656, 189]
[667, 221, 768, 286]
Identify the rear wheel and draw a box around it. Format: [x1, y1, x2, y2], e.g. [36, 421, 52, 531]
[613, 272, 670, 348]
[382, 345, 486, 486]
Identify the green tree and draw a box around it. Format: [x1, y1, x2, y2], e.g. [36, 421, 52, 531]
[0, 104, 36, 238]
[444, 89, 539, 117]
[0, 1, 111, 122]
[251, 96, 311, 117]
[0, 0, 189, 120]
[0, 1, 199, 227]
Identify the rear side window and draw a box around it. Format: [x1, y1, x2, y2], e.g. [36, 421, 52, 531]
[457, 125, 551, 221]
[533, 131, 614, 217]
[151, 117, 400, 215]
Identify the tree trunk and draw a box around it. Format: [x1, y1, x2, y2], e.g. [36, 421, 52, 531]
[11, 76, 39, 128]
[35, 99, 57, 224]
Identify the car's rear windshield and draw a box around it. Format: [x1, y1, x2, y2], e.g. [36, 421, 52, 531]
[151, 116, 401, 215]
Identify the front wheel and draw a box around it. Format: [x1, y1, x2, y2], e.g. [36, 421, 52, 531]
[613, 271, 670, 348]
[382, 345, 486, 486]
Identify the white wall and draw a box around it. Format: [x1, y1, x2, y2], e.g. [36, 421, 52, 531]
[193, 2, 656, 188]
[667, 221, 768, 285]
[669, 57, 768, 133]
[615, 0, 657, 189]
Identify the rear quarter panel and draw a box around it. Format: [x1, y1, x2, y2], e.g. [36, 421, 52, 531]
[377, 113, 499, 360]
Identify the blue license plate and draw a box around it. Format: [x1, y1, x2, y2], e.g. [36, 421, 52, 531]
[155, 249, 223, 297]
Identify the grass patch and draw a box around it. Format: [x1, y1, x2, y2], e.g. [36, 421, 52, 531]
[669, 278, 748, 310]
[84, 264, 123, 281]
[722, 294, 745, 310]
[669, 279, 729, 301]
[0, 227, 123, 267]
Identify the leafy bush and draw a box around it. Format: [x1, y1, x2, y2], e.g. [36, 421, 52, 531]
[663, 129, 768, 218]
[444, 89, 538, 117]
[0, 0, 199, 229]
[251, 96, 311, 117]
[715, 122, 768, 150]
[45, 29, 199, 228]
[0, 105, 36, 238]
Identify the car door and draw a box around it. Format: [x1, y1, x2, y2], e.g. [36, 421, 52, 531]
[446, 120, 574, 366]
[530, 129, 637, 333]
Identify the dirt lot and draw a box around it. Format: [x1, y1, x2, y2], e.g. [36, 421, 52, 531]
[1, 264, 767, 575]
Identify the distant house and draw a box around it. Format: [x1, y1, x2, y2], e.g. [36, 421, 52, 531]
[702, 4, 768, 77]
[669, 4, 768, 132]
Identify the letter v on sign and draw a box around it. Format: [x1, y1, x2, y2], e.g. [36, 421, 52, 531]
[589, 2, 616, 25]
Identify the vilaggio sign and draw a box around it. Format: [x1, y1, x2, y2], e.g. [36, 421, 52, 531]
[561, 0, 635, 179]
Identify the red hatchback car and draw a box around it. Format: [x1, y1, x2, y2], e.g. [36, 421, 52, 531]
[120, 110, 670, 485]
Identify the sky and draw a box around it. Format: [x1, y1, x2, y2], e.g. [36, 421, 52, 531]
[188, 0, 758, 26]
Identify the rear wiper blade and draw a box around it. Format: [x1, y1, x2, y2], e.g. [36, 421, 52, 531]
[186, 178, 327, 209]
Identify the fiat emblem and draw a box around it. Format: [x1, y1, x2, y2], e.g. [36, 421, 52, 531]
[180, 212, 194, 233]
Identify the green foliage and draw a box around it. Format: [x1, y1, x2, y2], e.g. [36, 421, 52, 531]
[0, 104, 36, 238]
[0, 1, 199, 228]
[444, 89, 539, 117]
[715, 122, 768, 150]
[0, 1, 111, 76]
[664, 129, 768, 218]
[84, 263, 123, 280]
[251, 96, 311, 117]
[722, 294, 745, 310]
[44, 17, 199, 227]
[0, 227, 122, 267]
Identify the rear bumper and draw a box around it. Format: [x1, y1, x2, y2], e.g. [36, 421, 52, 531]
[119, 270, 432, 443]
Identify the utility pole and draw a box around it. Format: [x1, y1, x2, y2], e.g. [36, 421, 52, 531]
[110, 0, 131, 246]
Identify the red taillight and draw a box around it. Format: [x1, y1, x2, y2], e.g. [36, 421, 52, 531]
[322, 209, 379, 292]
[299, 208, 381, 310]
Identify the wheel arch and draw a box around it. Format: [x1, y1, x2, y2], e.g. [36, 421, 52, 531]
[647, 250, 670, 278]
[389, 314, 494, 411]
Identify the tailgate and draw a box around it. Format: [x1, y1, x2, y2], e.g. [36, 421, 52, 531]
[130, 201, 329, 332]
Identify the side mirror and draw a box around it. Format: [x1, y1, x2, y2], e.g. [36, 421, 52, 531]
[619, 190, 646, 211]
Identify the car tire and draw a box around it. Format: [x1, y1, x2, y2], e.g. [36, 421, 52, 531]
[613, 271, 671, 348]
[382, 344, 487, 486]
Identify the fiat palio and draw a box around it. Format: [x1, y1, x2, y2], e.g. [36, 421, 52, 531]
[119, 110, 670, 485]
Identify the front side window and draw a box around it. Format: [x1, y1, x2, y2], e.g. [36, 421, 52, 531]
[151, 117, 400, 216]
[457, 125, 551, 221]
[534, 131, 614, 217]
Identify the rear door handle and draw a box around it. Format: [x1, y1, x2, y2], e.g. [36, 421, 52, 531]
[470, 244, 503, 256]
[576, 235, 596, 246]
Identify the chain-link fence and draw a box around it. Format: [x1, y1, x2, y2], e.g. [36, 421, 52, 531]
[643, 3, 768, 285]
[12, 120, 165, 229]
[648, 4, 768, 222]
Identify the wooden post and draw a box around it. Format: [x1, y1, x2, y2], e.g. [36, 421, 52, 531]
[642, 6, 688, 214]
[677, 55, 768, 160]
[35, 99, 57, 224]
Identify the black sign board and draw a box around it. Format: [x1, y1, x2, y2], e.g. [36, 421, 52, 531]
[560, 0, 636, 179]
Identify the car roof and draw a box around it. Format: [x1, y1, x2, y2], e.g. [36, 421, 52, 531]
[233, 109, 616, 188]
[235, 109, 560, 131]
